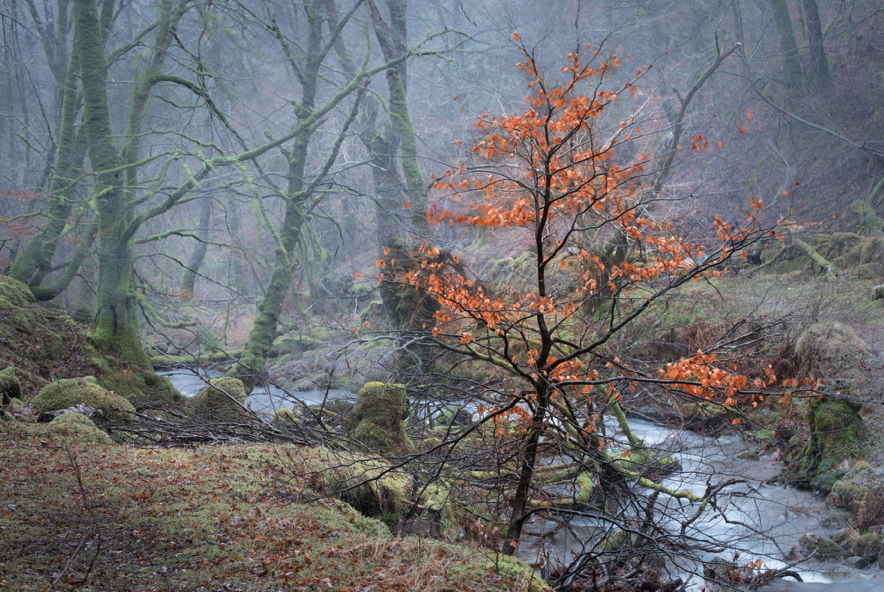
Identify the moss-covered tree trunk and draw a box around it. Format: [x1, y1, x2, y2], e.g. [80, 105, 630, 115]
[7, 48, 86, 289]
[367, 0, 431, 239]
[362, 0, 440, 346]
[75, 0, 182, 380]
[770, 0, 803, 89]
[226, 1, 327, 393]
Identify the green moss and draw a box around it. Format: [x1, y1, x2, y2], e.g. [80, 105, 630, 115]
[793, 534, 846, 559]
[0, 275, 37, 307]
[860, 237, 884, 264]
[311, 447, 410, 517]
[191, 377, 248, 421]
[790, 395, 864, 481]
[349, 382, 409, 454]
[856, 532, 884, 559]
[45, 412, 113, 445]
[601, 528, 632, 551]
[817, 233, 862, 260]
[0, 367, 22, 404]
[52, 411, 97, 427]
[858, 262, 884, 280]
[576, 471, 594, 503]
[272, 407, 300, 424]
[32, 377, 136, 423]
[7, 397, 26, 414]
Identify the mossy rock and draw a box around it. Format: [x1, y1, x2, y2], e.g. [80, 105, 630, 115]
[0, 274, 36, 308]
[32, 377, 136, 423]
[859, 236, 884, 265]
[0, 367, 22, 404]
[6, 397, 26, 414]
[272, 407, 301, 425]
[795, 396, 865, 480]
[830, 461, 880, 515]
[790, 534, 846, 560]
[312, 447, 410, 517]
[45, 412, 113, 445]
[419, 480, 457, 529]
[600, 528, 632, 551]
[191, 378, 248, 421]
[817, 233, 862, 261]
[857, 261, 884, 280]
[349, 382, 409, 454]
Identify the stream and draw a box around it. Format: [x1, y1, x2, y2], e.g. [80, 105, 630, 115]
[161, 371, 881, 591]
[160, 369, 354, 413]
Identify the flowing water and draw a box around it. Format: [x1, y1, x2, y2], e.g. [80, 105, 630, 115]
[162, 371, 880, 590]
[160, 369, 355, 413]
[519, 419, 881, 590]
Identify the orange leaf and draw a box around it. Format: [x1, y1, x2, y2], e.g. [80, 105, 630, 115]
[731, 418, 741, 425]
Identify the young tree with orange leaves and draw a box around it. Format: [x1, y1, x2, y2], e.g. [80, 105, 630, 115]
[390, 37, 773, 562]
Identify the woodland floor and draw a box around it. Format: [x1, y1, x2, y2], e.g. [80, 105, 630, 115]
[0, 425, 547, 592]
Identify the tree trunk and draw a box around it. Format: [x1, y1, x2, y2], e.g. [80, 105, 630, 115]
[180, 192, 212, 298]
[227, 198, 244, 290]
[770, 0, 802, 89]
[228, 135, 310, 393]
[74, 0, 185, 399]
[368, 0, 431, 239]
[503, 382, 549, 555]
[801, 0, 831, 87]
[8, 47, 86, 289]
[227, 2, 321, 394]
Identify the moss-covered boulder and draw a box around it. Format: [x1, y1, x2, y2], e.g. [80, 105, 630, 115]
[788, 534, 847, 560]
[191, 377, 248, 421]
[806, 395, 864, 468]
[0, 367, 22, 404]
[32, 377, 136, 423]
[0, 277, 65, 363]
[6, 398, 26, 414]
[834, 528, 884, 563]
[272, 407, 300, 425]
[310, 447, 410, 518]
[349, 382, 409, 454]
[858, 262, 884, 280]
[830, 461, 881, 516]
[45, 412, 113, 445]
[784, 394, 864, 486]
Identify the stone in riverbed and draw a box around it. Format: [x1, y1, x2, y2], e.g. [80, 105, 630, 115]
[788, 533, 846, 560]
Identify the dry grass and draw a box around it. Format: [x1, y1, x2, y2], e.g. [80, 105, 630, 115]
[794, 321, 869, 379]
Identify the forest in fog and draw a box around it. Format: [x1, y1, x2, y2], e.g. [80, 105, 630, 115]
[2, 0, 884, 591]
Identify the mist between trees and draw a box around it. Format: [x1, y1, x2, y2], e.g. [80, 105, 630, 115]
[1, 0, 884, 590]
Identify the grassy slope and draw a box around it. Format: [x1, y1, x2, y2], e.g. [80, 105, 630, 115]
[0, 422, 548, 592]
